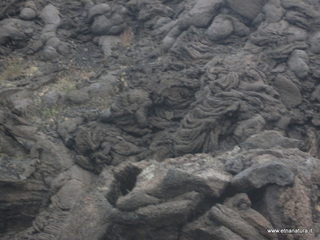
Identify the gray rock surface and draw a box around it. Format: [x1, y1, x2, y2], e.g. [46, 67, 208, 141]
[90, 5, 127, 35]
[0, 18, 33, 46]
[231, 162, 294, 191]
[40, 4, 60, 25]
[273, 75, 302, 107]
[97, 35, 120, 56]
[226, 0, 268, 20]
[240, 131, 300, 150]
[1, 0, 320, 239]
[206, 14, 234, 41]
[287, 49, 310, 79]
[88, 3, 111, 23]
[67, 89, 90, 104]
[310, 32, 320, 53]
[20, 8, 37, 20]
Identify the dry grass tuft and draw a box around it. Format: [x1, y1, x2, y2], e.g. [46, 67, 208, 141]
[0, 57, 39, 82]
[0, 60, 23, 81]
[120, 27, 134, 47]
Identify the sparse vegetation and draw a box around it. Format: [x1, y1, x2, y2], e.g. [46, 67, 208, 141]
[120, 27, 134, 47]
[0, 60, 23, 81]
[61, 80, 77, 93]
[24, 65, 39, 77]
[0, 58, 39, 82]
[14, 154, 26, 161]
[55, 71, 77, 93]
[39, 106, 62, 121]
[91, 96, 112, 112]
[53, 67, 93, 93]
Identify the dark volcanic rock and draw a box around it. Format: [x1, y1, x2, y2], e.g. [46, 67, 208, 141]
[208, 204, 269, 240]
[226, 0, 268, 20]
[87, 3, 111, 23]
[287, 49, 310, 79]
[273, 75, 302, 108]
[0, 18, 33, 46]
[90, 4, 127, 35]
[1, 0, 320, 239]
[240, 131, 300, 150]
[40, 4, 60, 25]
[67, 89, 90, 104]
[231, 161, 295, 192]
[206, 14, 234, 41]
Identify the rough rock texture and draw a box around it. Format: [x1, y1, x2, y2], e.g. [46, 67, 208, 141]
[227, 0, 268, 20]
[1, 0, 320, 239]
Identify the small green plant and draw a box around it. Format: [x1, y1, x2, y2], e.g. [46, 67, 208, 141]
[40, 106, 62, 120]
[91, 96, 112, 111]
[15, 154, 26, 161]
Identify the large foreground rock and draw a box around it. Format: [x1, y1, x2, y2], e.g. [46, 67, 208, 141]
[2, 147, 319, 240]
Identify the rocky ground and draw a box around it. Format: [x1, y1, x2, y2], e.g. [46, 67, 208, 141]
[0, 0, 320, 239]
